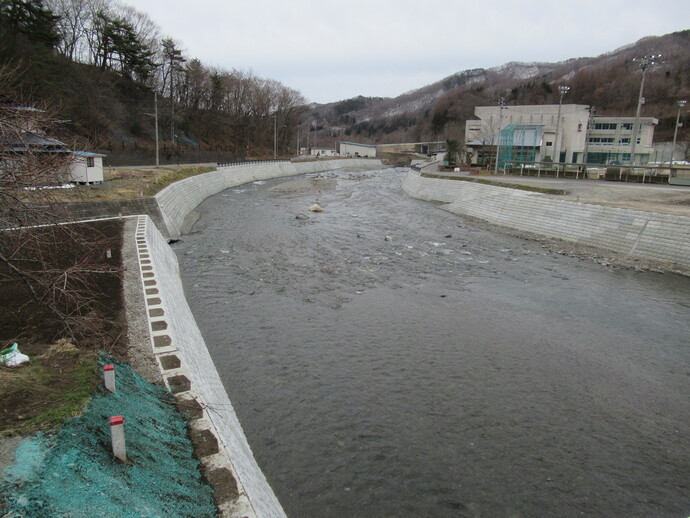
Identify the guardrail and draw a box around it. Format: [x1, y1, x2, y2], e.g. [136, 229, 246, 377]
[217, 159, 290, 168]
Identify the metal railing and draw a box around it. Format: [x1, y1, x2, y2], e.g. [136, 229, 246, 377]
[217, 159, 290, 168]
[500, 161, 674, 184]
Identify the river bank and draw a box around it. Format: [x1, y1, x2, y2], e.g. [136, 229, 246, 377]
[172, 168, 690, 516]
[3, 159, 689, 517]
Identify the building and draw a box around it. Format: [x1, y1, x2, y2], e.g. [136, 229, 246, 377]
[377, 142, 444, 155]
[310, 147, 338, 157]
[465, 104, 658, 167]
[339, 141, 377, 158]
[68, 151, 106, 184]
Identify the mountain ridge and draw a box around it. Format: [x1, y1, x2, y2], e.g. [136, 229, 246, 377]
[307, 30, 690, 150]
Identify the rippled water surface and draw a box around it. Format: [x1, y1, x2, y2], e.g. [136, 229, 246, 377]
[173, 169, 690, 517]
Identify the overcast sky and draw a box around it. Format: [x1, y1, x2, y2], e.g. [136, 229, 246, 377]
[131, 0, 688, 104]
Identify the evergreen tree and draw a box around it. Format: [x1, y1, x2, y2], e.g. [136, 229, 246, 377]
[0, 0, 61, 48]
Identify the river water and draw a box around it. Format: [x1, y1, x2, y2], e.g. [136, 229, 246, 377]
[172, 168, 690, 518]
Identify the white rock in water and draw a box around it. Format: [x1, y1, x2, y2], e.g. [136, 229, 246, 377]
[295, 214, 310, 220]
[384, 235, 393, 241]
[309, 204, 324, 212]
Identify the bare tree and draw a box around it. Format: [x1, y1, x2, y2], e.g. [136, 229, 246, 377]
[0, 65, 120, 340]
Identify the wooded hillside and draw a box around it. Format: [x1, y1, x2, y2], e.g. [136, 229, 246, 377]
[308, 31, 690, 151]
[0, 0, 306, 165]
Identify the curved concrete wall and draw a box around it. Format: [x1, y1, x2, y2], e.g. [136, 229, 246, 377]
[135, 215, 284, 518]
[403, 170, 690, 270]
[155, 159, 381, 239]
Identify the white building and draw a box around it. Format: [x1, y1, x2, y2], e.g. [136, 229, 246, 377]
[68, 151, 106, 184]
[339, 141, 377, 158]
[465, 104, 658, 166]
[310, 147, 338, 157]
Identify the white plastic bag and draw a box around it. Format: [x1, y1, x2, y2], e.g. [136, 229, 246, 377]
[1, 343, 30, 367]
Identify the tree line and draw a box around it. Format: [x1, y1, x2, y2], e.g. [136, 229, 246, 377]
[0, 0, 307, 156]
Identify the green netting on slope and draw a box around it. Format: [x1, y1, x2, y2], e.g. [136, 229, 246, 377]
[1, 353, 215, 518]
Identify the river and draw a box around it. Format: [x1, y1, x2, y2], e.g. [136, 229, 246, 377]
[172, 168, 690, 517]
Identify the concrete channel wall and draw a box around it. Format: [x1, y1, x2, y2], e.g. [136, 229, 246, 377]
[402, 170, 690, 270]
[135, 215, 281, 518]
[155, 159, 381, 239]
[134, 159, 381, 517]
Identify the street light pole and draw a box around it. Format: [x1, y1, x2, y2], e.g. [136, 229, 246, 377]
[273, 115, 277, 159]
[630, 55, 660, 166]
[672, 99, 687, 163]
[494, 97, 505, 174]
[553, 85, 569, 165]
[154, 92, 159, 167]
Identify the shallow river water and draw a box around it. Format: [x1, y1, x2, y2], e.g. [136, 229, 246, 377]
[173, 168, 690, 518]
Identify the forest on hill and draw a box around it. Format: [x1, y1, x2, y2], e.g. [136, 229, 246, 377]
[2, 1, 688, 164]
[308, 30, 690, 151]
[0, 0, 306, 165]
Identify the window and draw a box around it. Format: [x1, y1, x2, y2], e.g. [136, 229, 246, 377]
[593, 123, 617, 130]
[619, 138, 630, 144]
[588, 137, 614, 145]
[546, 141, 553, 147]
[621, 123, 633, 131]
[86, 157, 95, 167]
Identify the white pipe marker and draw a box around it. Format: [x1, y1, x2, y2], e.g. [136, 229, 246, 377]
[103, 364, 116, 393]
[110, 415, 127, 462]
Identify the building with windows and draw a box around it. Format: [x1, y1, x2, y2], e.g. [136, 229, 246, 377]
[465, 104, 658, 167]
[68, 151, 106, 184]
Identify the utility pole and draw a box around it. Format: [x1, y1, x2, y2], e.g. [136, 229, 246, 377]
[672, 100, 687, 163]
[154, 92, 159, 167]
[553, 85, 569, 164]
[630, 55, 660, 166]
[494, 97, 506, 174]
[582, 105, 595, 167]
[273, 115, 277, 159]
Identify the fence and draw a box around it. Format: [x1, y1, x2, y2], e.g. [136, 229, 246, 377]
[217, 159, 290, 168]
[502, 161, 672, 184]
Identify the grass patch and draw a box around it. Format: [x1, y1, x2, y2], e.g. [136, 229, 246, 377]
[143, 166, 215, 196]
[45, 166, 215, 202]
[0, 340, 99, 436]
[421, 173, 566, 195]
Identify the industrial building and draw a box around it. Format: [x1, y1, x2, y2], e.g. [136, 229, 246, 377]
[465, 104, 658, 167]
[339, 141, 377, 158]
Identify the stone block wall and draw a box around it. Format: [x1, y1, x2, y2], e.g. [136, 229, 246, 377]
[402, 170, 690, 270]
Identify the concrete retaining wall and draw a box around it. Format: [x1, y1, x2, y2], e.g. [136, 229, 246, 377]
[155, 159, 381, 239]
[135, 214, 284, 518]
[402, 170, 690, 270]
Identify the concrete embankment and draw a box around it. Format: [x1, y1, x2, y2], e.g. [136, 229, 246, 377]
[131, 215, 278, 517]
[130, 159, 382, 517]
[155, 159, 380, 239]
[402, 169, 690, 271]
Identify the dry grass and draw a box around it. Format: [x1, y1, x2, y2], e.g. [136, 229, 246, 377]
[48, 166, 214, 202]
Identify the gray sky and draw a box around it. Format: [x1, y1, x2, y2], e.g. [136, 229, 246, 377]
[132, 0, 688, 104]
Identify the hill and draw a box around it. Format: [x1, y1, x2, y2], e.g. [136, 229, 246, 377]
[0, 0, 305, 166]
[307, 31, 690, 149]
[2, 2, 688, 163]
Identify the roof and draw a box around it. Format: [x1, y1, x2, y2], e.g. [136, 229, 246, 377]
[2, 132, 70, 153]
[73, 151, 106, 157]
[339, 141, 376, 148]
